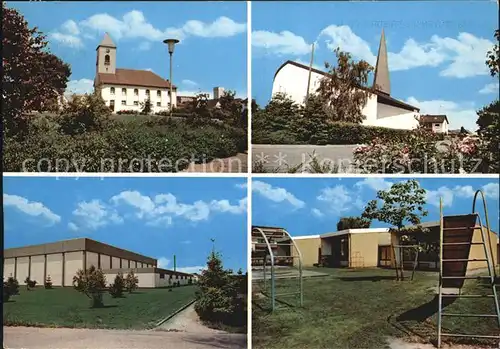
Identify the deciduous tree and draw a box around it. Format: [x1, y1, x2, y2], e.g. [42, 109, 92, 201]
[336, 216, 371, 231]
[317, 48, 374, 124]
[72, 265, 107, 308]
[2, 2, 71, 137]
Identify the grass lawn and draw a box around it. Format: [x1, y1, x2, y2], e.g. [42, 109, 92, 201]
[4, 286, 197, 330]
[252, 268, 499, 349]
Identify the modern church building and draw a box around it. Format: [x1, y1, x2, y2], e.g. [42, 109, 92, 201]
[271, 30, 449, 131]
[3, 238, 194, 288]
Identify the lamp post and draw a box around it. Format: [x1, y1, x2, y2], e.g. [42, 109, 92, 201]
[163, 38, 179, 118]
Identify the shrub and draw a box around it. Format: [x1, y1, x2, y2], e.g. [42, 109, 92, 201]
[4, 277, 20, 300]
[45, 275, 53, 289]
[337, 217, 371, 230]
[116, 109, 139, 115]
[73, 265, 107, 308]
[108, 272, 125, 298]
[24, 277, 37, 290]
[188, 278, 193, 285]
[58, 93, 111, 135]
[125, 271, 139, 293]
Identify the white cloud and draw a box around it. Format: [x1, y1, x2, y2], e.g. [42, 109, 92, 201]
[319, 25, 492, 77]
[111, 190, 245, 225]
[68, 222, 78, 231]
[317, 185, 363, 214]
[321, 25, 375, 64]
[252, 30, 312, 56]
[311, 208, 324, 217]
[65, 79, 94, 96]
[181, 16, 246, 38]
[176, 266, 206, 274]
[479, 82, 500, 94]
[426, 187, 455, 208]
[80, 11, 244, 42]
[355, 178, 393, 192]
[62, 20, 80, 36]
[406, 97, 478, 131]
[181, 79, 199, 88]
[252, 181, 305, 209]
[426, 182, 499, 208]
[49, 32, 84, 49]
[72, 199, 123, 230]
[158, 257, 170, 269]
[3, 194, 61, 225]
[181, 240, 192, 244]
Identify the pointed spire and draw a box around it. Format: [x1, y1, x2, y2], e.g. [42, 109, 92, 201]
[373, 29, 390, 95]
[98, 32, 116, 49]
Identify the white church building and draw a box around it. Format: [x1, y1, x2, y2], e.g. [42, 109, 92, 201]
[94, 33, 177, 114]
[272, 30, 424, 130]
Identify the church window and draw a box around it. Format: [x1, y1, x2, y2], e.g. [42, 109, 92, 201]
[157, 90, 161, 97]
[157, 102, 161, 107]
[104, 55, 110, 66]
[133, 101, 138, 106]
[110, 87, 115, 95]
[121, 100, 126, 105]
[134, 89, 139, 96]
[146, 89, 150, 96]
[122, 88, 127, 96]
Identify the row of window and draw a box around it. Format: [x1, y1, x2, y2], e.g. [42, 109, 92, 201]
[110, 87, 166, 97]
[110, 100, 164, 107]
[159, 273, 191, 280]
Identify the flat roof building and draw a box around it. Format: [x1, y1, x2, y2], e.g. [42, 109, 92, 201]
[3, 238, 194, 288]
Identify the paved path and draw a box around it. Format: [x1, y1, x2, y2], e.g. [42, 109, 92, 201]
[252, 144, 359, 173]
[4, 305, 247, 349]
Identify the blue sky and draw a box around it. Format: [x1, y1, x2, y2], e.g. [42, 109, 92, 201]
[252, 1, 499, 130]
[4, 177, 248, 273]
[7, 1, 247, 99]
[252, 177, 499, 237]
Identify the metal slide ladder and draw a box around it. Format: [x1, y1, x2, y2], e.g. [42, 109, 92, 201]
[251, 227, 304, 312]
[437, 190, 500, 348]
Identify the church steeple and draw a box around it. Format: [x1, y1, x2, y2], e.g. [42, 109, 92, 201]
[96, 33, 116, 75]
[373, 29, 390, 95]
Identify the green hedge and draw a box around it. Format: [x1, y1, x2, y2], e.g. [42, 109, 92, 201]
[4, 117, 247, 172]
[252, 122, 443, 145]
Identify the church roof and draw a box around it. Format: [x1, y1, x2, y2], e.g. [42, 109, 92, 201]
[95, 69, 176, 89]
[420, 114, 449, 124]
[98, 33, 116, 49]
[373, 29, 390, 95]
[273, 60, 419, 112]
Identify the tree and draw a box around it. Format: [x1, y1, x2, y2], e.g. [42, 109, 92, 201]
[140, 97, 152, 115]
[58, 93, 111, 135]
[336, 216, 371, 231]
[317, 48, 374, 124]
[108, 272, 125, 298]
[45, 275, 53, 289]
[73, 265, 107, 308]
[125, 270, 139, 293]
[4, 277, 20, 299]
[291, 93, 330, 143]
[362, 180, 428, 278]
[212, 90, 245, 128]
[2, 2, 71, 137]
[486, 29, 499, 77]
[194, 251, 246, 327]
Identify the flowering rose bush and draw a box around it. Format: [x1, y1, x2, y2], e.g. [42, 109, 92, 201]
[353, 131, 482, 174]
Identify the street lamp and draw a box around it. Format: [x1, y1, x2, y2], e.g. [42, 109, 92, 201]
[163, 38, 179, 118]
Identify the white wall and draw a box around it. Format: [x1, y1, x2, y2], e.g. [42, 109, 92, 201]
[272, 62, 418, 131]
[431, 121, 448, 134]
[4, 258, 15, 280]
[99, 85, 177, 114]
[65, 252, 84, 286]
[31, 255, 45, 284]
[17, 257, 30, 284]
[373, 103, 419, 130]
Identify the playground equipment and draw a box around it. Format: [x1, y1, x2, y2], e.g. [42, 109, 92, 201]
[251, 226, 304, 312]
[437, 189, 500, 348]
[392, 244, 420, 281]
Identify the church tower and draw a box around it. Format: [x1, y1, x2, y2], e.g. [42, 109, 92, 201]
[96, 33, 116, 75]
[373, 29, 390, 95]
